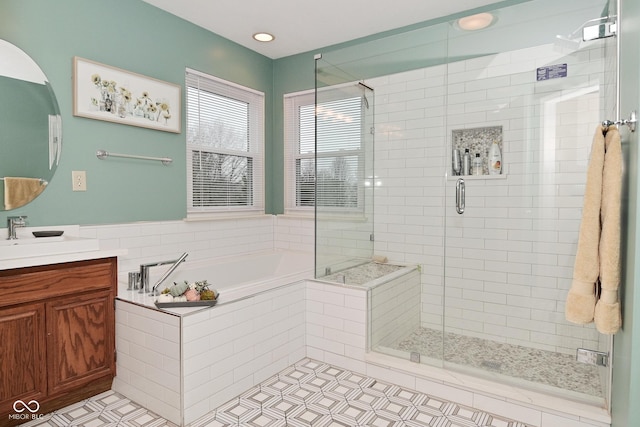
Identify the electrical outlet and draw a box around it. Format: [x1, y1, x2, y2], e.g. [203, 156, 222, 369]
[72, 171, 87, 191]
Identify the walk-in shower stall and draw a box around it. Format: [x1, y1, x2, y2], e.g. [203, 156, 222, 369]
[314, 0, 619, 410]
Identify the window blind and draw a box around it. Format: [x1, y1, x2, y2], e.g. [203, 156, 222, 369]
[186, 69, 264, 214]
[284, 90, 363, 211]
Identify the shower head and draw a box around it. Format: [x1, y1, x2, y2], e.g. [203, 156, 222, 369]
[555, 15, 617, 50]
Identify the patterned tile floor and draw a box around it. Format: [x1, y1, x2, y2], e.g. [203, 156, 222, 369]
[21, 358, 531, 427]
[19, 390, 177, 427]
[389, 327, 602, 398]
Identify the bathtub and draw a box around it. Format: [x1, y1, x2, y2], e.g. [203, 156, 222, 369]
[118, 249, 314, 310]
[114, 248, 312, 425]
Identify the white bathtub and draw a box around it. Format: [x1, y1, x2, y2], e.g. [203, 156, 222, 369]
[118, 249, 314, 310]
[114, 249, 312, 424]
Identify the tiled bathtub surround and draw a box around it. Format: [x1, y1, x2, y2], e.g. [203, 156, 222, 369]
[79, 215, 315, 281]
[114, 301, 182, 423]
[114, 284, 306, 426]
[180, 284, 306, 424]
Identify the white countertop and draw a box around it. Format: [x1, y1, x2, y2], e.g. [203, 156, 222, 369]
[0, 225, 127, 270]
[0, 248, 128, 270]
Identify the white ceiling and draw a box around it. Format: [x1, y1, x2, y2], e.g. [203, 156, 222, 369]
[141, 0, 503, 59]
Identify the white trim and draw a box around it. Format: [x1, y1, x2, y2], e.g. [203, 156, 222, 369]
[185, 67, 265, 97]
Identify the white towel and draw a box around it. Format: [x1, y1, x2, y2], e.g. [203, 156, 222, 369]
[565, 126, 604, 325]
[594, 126, 622, 334]
[565, 125, 623, 334]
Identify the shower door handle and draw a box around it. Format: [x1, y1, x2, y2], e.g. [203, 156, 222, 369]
[455, 178, 465, 214]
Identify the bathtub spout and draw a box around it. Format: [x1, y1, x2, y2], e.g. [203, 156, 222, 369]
[139, 252, 189, 294]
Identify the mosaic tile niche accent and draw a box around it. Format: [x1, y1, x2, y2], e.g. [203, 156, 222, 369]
[452, 126, 503, 176]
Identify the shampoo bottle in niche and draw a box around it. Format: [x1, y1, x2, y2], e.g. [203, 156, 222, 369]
[462, 148, 471, 175]
[472, 153, 483, 175]
[488, 141, 502, 175]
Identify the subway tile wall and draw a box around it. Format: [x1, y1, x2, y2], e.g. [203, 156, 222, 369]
[181, 284, 306, 425]
[113, 300, 182, 425]
[368, 42, 605, 355]
[80, 215, 314, 281]
[370, 268, 422, 350]
[306, 280, 369, 373]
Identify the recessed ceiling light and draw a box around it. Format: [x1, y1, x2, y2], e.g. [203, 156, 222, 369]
[457, 12, 495, 31]
[253, 32, 275, 42]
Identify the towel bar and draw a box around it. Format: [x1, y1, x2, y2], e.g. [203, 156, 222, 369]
[96, 149, 173, 165]
[602, 110, 637, 133]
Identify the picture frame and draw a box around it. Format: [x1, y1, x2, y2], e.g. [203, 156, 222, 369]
[73, 57, 181, 133]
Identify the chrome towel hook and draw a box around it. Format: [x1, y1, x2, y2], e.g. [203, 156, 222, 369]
[602, 110, 637, 133]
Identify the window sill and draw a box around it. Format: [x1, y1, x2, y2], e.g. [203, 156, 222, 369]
[282, 209, 314, 219]
[184, 211, 270, 222]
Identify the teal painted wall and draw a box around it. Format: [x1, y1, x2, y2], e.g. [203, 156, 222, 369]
[612, 0, 640, 425]
[0, 0, 530, 223]
[0, 0, 273, 225]
[271, 53, 316, 213]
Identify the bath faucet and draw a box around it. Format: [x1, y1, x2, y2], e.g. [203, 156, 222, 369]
[139, 252, 189, 295]
[7, 216, 27, 240]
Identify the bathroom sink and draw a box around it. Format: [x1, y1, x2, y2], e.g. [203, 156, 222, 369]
[0, 235, 100, 260]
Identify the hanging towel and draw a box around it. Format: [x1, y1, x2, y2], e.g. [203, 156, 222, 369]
[565, 125, 605, 325]
[594, 126, 622, 334]
[3, 177, 45, 210]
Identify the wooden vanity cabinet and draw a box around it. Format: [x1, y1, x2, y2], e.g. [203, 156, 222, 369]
[0, 257, 117, 426]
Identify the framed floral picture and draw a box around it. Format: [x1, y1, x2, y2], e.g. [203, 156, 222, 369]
[73, 57, 181, 133]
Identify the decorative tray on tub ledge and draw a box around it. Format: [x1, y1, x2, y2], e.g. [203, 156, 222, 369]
[153, 281, 218, 309]
[154, 299, 218, 308]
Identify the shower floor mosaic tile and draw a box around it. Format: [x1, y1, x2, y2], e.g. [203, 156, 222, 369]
[21, 358, 531, 427]
[391, 327, 602, 398]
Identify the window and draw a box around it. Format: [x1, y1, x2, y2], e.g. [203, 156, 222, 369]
[186, 69, 264, 216]
[284, 89, 364, 214]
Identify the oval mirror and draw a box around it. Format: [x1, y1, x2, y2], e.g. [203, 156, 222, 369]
[0, 39, 61, 211]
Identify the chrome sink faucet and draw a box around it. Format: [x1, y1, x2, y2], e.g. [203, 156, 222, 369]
[7, 216, 27, 240]
[139, 252, 188, 295]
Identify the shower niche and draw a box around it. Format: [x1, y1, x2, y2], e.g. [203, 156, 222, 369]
[451, 126, 504, 178]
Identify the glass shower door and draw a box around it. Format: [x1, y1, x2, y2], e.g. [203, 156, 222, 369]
[442, 0, 614, 404]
